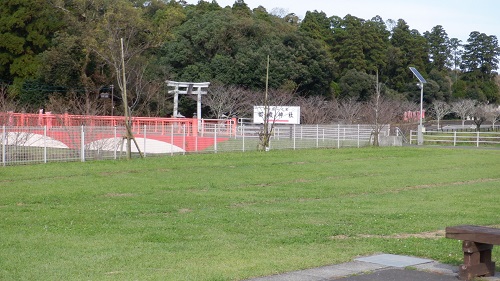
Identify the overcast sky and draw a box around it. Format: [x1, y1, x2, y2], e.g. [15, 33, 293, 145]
[184, 0, 499, 43]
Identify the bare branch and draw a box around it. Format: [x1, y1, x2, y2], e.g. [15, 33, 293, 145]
[451, 99, 476, 126]
[430, 100, 452, 130]
[296, 96, 337, 124]
[337, 97, 363, 124]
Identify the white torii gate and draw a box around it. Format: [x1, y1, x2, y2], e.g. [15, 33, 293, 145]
[166, 81, 210, 121]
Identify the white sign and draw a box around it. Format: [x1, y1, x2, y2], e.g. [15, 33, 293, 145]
[253, 106, 300, 124]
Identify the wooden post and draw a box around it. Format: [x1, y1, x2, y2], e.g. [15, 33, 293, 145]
[459, 241, 495, 280]
[446, 225, 500, 281]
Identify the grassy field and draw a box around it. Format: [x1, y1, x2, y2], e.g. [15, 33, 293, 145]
[1, 147, 499, 280]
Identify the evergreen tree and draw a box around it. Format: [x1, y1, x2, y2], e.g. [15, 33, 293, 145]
[387, 19, 429, 94]
[0, 0, 64, 87]
[424, 25, 450, 72]
[448, 38, 463, 82]
[299, 10, 334, 52]
[363, 16, 390, 74]
[461, 32, 500, 80]
[331, 15, 367, 74]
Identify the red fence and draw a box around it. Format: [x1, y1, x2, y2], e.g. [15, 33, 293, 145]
[0, 111, 237, 136]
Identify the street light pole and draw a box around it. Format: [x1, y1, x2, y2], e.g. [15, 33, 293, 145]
[418, 82, 424, 145]
[409, 67, 427, 146]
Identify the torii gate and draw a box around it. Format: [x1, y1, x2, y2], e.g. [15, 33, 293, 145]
[166, 81, 210, 122]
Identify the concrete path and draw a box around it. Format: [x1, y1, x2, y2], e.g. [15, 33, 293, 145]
[245, 254, 500, 281]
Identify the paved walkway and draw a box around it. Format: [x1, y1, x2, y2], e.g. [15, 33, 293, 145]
[245, 254, 500, 281]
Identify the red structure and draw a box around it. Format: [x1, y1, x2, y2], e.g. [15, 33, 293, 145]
[0, 111, 237, 137]
[1, 111, 237, 153]
[403, 110, 426, 122]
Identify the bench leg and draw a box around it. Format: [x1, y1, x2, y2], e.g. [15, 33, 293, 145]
[459, 241, 495, 281]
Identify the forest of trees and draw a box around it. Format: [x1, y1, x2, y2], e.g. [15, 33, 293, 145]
[1, 0, 499, 125]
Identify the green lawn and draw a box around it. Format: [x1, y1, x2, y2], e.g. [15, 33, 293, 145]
[1, 147, 499, 280]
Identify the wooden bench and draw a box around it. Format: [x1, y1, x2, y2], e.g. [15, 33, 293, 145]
[446, 225, 500, 280]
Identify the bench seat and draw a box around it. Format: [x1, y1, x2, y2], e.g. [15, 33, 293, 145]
[446, 225, 500, 281]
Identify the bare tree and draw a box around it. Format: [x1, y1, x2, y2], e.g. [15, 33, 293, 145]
[362, 72, 406, 146]
[337, 97, 363, 124]
[451, 99, 476, 127]
[430, 100, 452, 130]
[296, 96, 337, 124]
[472, 103, 489, 131]
[131, 79, 169, 117]
[363, 95, 405, 146]
[484, 104, 500, 128]
[203, 85, 253, 119]
[124, 59, 170, 117]
[255, 88, 297, 151]
[45, 92, 104, 116]
[269, 7, 289, 18]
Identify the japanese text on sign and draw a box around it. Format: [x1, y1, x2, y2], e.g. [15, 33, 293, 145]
[253, 106, 300, 124]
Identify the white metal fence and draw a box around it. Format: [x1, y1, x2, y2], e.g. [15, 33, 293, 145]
[409, 130, 500, 147]
[1, 124, 381, 166]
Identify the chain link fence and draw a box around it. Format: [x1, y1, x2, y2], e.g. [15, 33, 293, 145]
[1, 124, 384, 166]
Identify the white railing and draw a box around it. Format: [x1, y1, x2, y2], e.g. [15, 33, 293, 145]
[394, 127, 409, 143]
[1, 124, 381, 166]
[409, 130, 500, 147]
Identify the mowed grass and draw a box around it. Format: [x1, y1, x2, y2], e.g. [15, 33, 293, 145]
[1, 147, 499, 280]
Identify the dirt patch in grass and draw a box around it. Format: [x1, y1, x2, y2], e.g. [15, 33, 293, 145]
[330, 229, 446, 240]
[397, 178, 500, 192]
[294, 178, 311, 183]
[231, 201, 257, 208]
[178, 208, 192, 213]
[358, 229, 446, 239]
[332, 224, 500, 240]
[155, 168, 172, 172]
[100, 170, 141, 176]
[104, 193, 135, 197]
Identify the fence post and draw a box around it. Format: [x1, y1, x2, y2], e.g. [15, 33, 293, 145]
[477, 131, 480, 147]
[214, 124, 218, 153]
[242, 124, 245, 152]
[2, 125, 5, 166]
[357, 124, 360, 148]
[293, 124, 296, 150]
[453, 131, 457, 146]
[80, 125, 85, 162]
[195, 129, 199, 153]
[143, 125, 147, 158]
[170, 124, 174, 156]
[114, 126, 117, 160]
[337, 124, 340, 149]
[316, 124, 319, 148]
[44, 126, 47, 163]
[183, 124, 186, 155]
